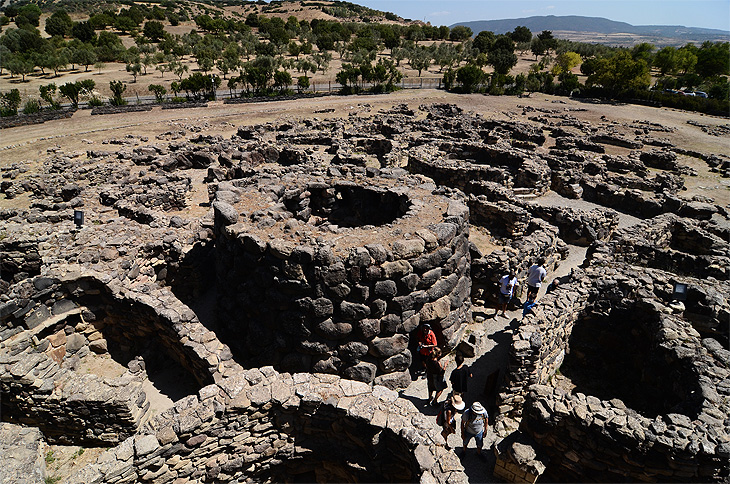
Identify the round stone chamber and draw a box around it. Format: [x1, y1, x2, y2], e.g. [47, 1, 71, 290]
[212, 168, 472, 389]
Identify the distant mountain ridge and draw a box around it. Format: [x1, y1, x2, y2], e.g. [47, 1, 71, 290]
[451, 15, 730, 39]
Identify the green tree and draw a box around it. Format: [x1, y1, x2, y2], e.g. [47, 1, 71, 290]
[442, 67, 456, 90]
[71, 45, 97, 72]
[449, 26, 472, 42]
[148, 84, 167, 103]
[473, 31, 495, 54]
[16, 5, 42, 28]
[0, 88, 21, 116]
[551, 51, 581, 75]
[336, 63, 360, 93]
[273, 70, 292, 92]
[143, 21, 165, 42]
[39, 83, 58, 109]
[297, 75, 310, 93]
[695, 41, 730, 78]
[675, 47, 697, 74]
[95, 31, 126, 62]
[654, 46, 678, 75]
[586, 51, 650, 97]
[371, 57, 402, 91]
[631, 43, 655, 64]
[408, 47, 431, 77]
[126, 62, 142, 82]
[45, 10, 73, 37]
[72, 21, 95, 43]
[243, 56, 275, 94]
[487, 35, 517, 75]
[110, 80, 127, 105]
[114, 16, 138, 34]
[456, 63, 485, 92]
[510, 26, 532, 44]
[6, 54, 34, 81]
[537, 31, 557, 52]
[59, 79, 95, 107]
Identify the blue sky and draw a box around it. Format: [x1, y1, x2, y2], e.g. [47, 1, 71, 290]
[355, 0, 730, 31]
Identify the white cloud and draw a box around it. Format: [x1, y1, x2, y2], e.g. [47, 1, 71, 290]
[544, 5, 556, 9]
[429, 11, 451, 17]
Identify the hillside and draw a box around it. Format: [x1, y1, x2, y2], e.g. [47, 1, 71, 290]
[452, 15, 730, 46]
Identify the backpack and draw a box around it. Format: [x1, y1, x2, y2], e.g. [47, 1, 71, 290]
[436, 401, 450, 426]
[436, 408, 445, 426]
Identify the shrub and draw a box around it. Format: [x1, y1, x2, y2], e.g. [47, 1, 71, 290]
[22, 99, 40, 114]
[88, 96, 104, 107]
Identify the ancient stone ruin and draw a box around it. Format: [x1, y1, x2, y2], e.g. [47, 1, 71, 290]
[1, 100, 728, 483]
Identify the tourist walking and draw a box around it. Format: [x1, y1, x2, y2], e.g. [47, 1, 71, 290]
[523, 294, 537, 318]
[461, 401, 489, 459]
[425, 347, 447, 407]
[496, 270, 518, 317]
[526, 257, 547, 300]
[417, 323, 437, 375]
[438, 393, 465, 450]
[449, 353, 472, 397]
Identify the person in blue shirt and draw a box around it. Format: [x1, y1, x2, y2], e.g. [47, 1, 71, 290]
[523, 294, 537, 318]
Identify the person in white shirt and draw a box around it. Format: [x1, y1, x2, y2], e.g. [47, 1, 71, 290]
[526, 257, 547, 300]
[497, 270, 518, 317]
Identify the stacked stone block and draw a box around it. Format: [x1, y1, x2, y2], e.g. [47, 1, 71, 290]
[0, 269, 240, 445]
[67, 369, 468, 484]
[213, 174, 471, 389]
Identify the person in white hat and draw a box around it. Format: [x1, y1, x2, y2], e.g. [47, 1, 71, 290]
[461, 401, 489, 458]
[438, 393, 466, 449]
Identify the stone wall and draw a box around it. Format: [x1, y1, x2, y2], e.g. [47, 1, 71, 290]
[407, 144, 552, 196]
[471, 218, 568, 305]
[0, 235, 42, 284]
[523, 204, 619, 246]
[213, 175, 472, 389]
[0, 423, 47, 483]
[1, 268, 240, 445]
[493, 258, 729, 481]
[67, 369, 467, 484]
[521, 297, 730, 482]
[594, 214, 730, 280]
[494, 270, 591, 429]
[0, 108, 76, 129]
[91, 105, 154, 115]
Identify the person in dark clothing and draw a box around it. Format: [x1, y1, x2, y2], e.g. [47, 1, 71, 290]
[426, 347, 447, 407]
[449, 353, 472, 397]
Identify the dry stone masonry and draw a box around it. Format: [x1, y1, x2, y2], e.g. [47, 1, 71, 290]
[1, 100, 728, 483]
[211, 167, 471, 389]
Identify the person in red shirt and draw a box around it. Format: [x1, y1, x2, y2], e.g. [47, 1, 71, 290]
[417, 323, 437, 375]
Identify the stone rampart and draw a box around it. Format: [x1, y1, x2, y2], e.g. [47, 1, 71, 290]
[212, 170, 471, 389]
[67, 369, 467, 484]
[0, 268, 239, 445]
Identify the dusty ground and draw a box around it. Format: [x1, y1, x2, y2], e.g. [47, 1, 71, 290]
[2, 89, 728, 206]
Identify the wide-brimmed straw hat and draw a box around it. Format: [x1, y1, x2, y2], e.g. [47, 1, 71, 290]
[451, 394, 465, 411]
[471, 401, 485, 414]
